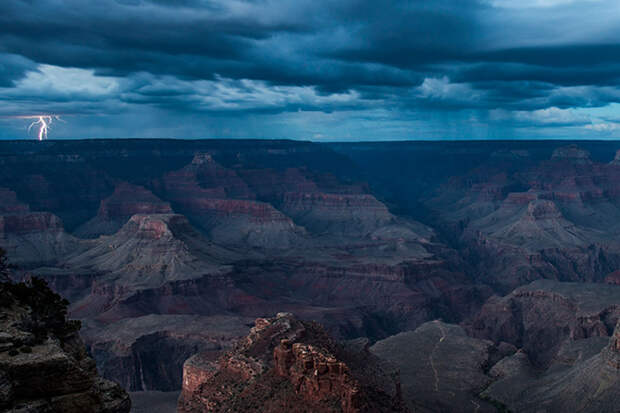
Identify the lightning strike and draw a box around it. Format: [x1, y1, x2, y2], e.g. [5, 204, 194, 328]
[0, 114, 67, 140]
[27, 115, 62, 141]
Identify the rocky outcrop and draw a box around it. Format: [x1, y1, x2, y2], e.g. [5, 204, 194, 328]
[273, 340, 363, 411]
[14, 139, 620, 409]
[610, 149, 620, 165]
[482, 320, 620, 413]
[0, 278, 130, 413]
[75, 183, 173, 238]
[469, 279, 620, 367]
[178, 313, 406, 413]
[0, 211, 64, 235]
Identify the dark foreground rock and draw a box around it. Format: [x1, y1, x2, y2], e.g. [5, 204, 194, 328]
[0, 278, 130, 413]
[178, 312, 407, 413]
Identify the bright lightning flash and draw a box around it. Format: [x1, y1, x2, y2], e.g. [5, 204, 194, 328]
[0, 114, 66, 140]
[27, 115, 61, 141]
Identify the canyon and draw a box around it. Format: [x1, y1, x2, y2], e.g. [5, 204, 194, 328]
[3, 139, 620, 411]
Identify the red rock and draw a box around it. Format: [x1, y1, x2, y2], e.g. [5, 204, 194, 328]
[178, 313, 406, 413]
[274, 341, 362, 412]
[177, 198, 290, 221]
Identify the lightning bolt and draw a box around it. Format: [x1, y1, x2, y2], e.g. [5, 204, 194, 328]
[27, 115, 64, 141]
[0, 114, 66, 140]
[28, 116, 49, 141]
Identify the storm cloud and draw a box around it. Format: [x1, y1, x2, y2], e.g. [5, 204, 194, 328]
[1, 0, 620, 139]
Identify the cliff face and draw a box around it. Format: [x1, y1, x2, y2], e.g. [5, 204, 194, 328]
[469, 279, 620, 367]
[81, 314, 251, 391]
[178, 313, 406, 413]
[481, 318, 620, 413]
[0, 278, 130, 413]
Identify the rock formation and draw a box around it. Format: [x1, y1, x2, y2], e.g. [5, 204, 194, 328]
[0, 278, 130, 412]
[469, 279, 620, 367]
[280, 192, 394, 236]
[158, 153, 304, 249]
[75, 183, 173, 238]
[178, 313, 406, 413]
[61, 213, 236, 321]
[0, 188, 81, 267]
[482, 320, 620, 413]
[426, 143, 620, 290]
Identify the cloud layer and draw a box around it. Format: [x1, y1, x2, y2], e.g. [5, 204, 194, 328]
[1, 0, 620, 139]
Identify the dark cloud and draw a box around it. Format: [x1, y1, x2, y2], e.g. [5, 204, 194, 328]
[0, 54, 36, 87]
[1, 0, 620, 139]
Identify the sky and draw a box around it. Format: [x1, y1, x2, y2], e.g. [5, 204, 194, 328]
[2, 0, 620, 141]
